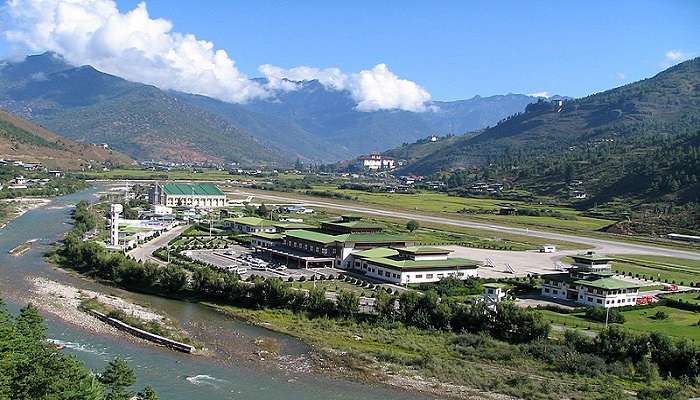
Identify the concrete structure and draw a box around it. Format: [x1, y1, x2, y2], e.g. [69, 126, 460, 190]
[359, 153, 395, 170]
[483, 283, 507, 304]
[150, 183, 226, 208]
[109, 204, 123, 247]
[541, 252, 641, 308]
[349, 246, 478, 284]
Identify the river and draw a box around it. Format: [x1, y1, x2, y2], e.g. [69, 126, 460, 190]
[0, 186, 434, 400]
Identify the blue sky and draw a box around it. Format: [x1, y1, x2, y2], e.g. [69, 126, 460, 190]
[1, 0, 698, 103]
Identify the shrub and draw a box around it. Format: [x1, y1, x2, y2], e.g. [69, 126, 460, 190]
[651, 310, 669, 320]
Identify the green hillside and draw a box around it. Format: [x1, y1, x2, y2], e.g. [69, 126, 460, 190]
[391, 58, 700, 234]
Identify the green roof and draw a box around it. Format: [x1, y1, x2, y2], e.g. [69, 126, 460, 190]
[285, 230, 339, 244]
[574, 277, 641, 290]
[232, 216, 275, 227]
[395, 246, 451, 255]
[353, 248, 400, 258]
[572, 252, 613, 262]
[252, 232, 285, 240]
[322, 220, 383, 229]
[344, 233, 411, 243]
[363, 257, 479, 271]
[273, 222, 315, 230]
[161, 183, 224, 196]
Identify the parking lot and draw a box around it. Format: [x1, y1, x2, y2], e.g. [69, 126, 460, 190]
[186, 247, 341, 280]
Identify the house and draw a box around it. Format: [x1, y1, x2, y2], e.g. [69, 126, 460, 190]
[224, 216, 276, 234]
[499, 206, 518, 215]
[149, 183, 226, 209]
[349, 246, 478, 285]
[483, 283, 508, 305]
[359, 153, 395, 170]
[47, 170, 64, 178]
[541, 252, 641, 308]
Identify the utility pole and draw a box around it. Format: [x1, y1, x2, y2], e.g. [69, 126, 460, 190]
[605, 306, 610, 328]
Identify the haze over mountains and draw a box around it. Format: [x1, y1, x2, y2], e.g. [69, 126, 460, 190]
[0, 52, 541, 165]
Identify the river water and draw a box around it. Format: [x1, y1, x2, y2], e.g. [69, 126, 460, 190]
[0, 187, 433, 400]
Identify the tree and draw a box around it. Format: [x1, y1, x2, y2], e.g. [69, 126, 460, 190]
[138, 386, 159, 400]
[14, 304, 46, 342]
[256, 203, 269, 218]
[99, 357, 136, 400]
[336, 290, 360, 319]
[406, 219, 420, 233]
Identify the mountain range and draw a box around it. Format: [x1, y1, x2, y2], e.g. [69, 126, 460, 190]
[0, 52, 541, 165]
[389, 57, 700, 175]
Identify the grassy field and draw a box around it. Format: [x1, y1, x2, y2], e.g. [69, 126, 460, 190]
[537, 306, 700, 341]
[610, 254, 700, 285]
[308, 186, 614, 232]
[207, 304, 639, 400]
[665, 292, 700, 305]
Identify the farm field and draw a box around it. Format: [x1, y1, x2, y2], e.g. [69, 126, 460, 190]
[610, 254, 700, 285]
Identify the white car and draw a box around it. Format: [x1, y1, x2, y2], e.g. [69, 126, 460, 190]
[276, 266, 287, 271]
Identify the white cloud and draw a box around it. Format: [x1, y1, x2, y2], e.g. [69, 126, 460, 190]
[1, 0, 433, 112]
[258, 64, 348, 91]
[615, 72, 625, 81]
[528, 91, 550, 98]
[260, 63, 433, 112]
[661, 49, 693, 68]
[350, 64, 432, 112]
[2, 0, 268, 103]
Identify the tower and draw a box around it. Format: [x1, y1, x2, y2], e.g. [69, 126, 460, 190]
[110, 204, 123, 247]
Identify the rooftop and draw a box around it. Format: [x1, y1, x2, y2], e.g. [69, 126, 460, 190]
[572, 251, 614, 262]
[394, 246, 452, 255]
[483, 283, 509, 289]
[273, 222, 315, 230]
[353, 248, 401, 259]
[574, 277, 641, 290]
[161, 183, 224, 196]
[362, 256, 479, 271]
[285, 229, 339, 244]
[232, 216, 275, 227]
[252, 232, 285, 240]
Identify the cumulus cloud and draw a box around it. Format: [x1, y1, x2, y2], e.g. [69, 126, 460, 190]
[260, 63, 432, 112]
[661, 49, 693, 68]
[2, 0, 268, 103]
[1, 0, 433, 112]
[615, 72, 626, 81]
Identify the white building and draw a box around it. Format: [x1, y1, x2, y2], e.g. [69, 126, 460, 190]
[350, 246, 478, 285]
[359, 153, 395, 171]
[541, 252, 641, 308]
[224, 216, 277, 234]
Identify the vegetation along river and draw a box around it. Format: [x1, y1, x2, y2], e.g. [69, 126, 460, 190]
[0, 185, 434, 400]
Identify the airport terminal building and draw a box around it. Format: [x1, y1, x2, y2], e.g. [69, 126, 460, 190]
[150, 183, 226, 209]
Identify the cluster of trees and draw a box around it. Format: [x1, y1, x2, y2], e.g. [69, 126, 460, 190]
[0, 299, 157, 400]
[530, 326, 700, 383]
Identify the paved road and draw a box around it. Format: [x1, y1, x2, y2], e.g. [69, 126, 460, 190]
[235, 190, 700, 260]
[128, 224, 188, 265]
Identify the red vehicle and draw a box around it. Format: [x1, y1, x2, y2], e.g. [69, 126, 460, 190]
[636, 295, 655, 305]
[664, 284, 679, 291]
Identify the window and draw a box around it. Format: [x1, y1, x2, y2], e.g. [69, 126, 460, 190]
[437, 274, 444, 278]
[415, 274, 423, 279]
[426, 274, 433, 279]
[553, 290, 558, 295]
[596, 299, 602, 304]
[544, 288, 550, 293]
[587, 297, 593, 302]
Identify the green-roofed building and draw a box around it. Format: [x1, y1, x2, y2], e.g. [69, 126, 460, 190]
[251, 215, 415, 269]
[349, 245, 478, 285]
[541, 251, 641, 308]
[224, 216, 276, 234]
[150, 182, 226, 209]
